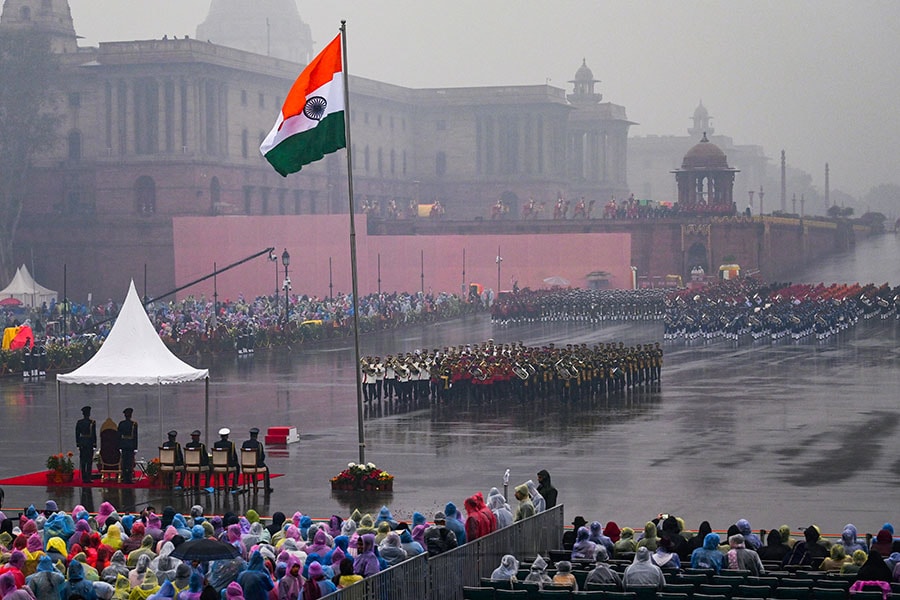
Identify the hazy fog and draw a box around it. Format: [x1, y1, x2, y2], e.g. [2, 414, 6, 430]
[39, 1, 900, 197]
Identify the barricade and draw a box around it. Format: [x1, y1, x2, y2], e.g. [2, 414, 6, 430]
[322, 505, 564, 600]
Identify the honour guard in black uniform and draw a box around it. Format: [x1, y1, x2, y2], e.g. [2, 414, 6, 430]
[75, 406, 96, 483]
[117, 408, 138, 483]
[241, 428, 273, 494]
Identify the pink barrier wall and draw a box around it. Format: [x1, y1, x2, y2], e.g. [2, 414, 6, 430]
[173, 215, 633, 300]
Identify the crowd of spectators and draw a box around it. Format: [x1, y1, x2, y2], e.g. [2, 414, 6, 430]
[0, 470, 557, 600]
[0, 290, 485, 374]
[3, 485, 900, 600]
[494, 514, 900, 592]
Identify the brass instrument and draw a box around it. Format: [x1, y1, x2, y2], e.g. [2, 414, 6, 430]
[512, 362, 530, 380]
[469, 360, 488, 381]
[389, 357, 409, 377]
[554, 359, 574, 380]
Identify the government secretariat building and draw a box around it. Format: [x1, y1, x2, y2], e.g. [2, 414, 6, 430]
[5, 0, 634, 301]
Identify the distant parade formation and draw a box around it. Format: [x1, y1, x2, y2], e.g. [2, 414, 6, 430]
[662, 279, 896, 342]
[484, 278, 898, 343]
[360, 339, 663, 406]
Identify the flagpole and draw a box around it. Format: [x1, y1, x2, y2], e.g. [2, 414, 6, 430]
[340, 21, 367, 465]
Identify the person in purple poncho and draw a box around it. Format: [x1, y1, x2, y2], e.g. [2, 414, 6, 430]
[352, 534, 380, 578]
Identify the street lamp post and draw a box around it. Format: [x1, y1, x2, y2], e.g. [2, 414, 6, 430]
[268, 250, 278, 297]
[328, 257, 333, 301]
[213, 261, 218, 328]
[281, 249, 290, 324]
[495, 246, 502, 294]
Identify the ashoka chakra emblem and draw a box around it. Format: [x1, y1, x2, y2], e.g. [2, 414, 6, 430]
[303, 96, 327, 121]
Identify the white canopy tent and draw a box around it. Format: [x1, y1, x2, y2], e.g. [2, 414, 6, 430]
[56, 280, 210, 452]
[0, 265, 57, 308]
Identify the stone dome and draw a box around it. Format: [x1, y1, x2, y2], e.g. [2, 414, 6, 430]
[682, 133, 729, 170]
[574, 58, 595, 82]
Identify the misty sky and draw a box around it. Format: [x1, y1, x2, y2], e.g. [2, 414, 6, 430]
[50, 1, 900, 197]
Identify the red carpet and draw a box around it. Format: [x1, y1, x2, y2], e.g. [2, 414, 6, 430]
[0, 471, 282, 489]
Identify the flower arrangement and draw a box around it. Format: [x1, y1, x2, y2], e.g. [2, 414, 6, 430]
[47, 452, 75, 475]
[331, 462, 394, 491]
[144, 458, 161, 478]
[47, 452, 75, 483]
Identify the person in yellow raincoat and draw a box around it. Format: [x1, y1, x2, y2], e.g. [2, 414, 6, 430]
[129, 568, 160, 600]
[113, 574, 132, 600]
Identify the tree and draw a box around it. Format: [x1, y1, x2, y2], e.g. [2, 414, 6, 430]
[0, 31, 60, 283]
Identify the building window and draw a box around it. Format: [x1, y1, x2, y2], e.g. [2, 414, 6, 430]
[294, 190, 302, 214]
[390, 149, 396, 175]
[135, 176, 156, 215]
[241, 129, 248, 158]
[68, 93, 81, 108]
[261, 188, 270, 214]
[403, 151, 407, 175]
[241, 90, 247, 106]
[364, 146, 370, 172]
[436, 152, 447, 177]
[364, 112, 369, 125]
[377, 114, 382, 127]
[67, 130, 82, 161]
[243, 186, 253, 214]
[278, 189, 286, 215]
[390, 116, 394, 130]
[258, 93, 265, 109]
[377, 148, 383, 175]
[210, 177, 221, 214]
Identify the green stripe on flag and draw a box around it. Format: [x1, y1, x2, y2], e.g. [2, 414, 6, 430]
[264, 112, 346, 177]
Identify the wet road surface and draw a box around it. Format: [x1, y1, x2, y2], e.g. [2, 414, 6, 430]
[1, 234, 899, 537]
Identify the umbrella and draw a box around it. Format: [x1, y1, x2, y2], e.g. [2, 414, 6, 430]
[543, 276, 570, 287]
[0, 298, 22, 306]
[169, 538, 240, 561]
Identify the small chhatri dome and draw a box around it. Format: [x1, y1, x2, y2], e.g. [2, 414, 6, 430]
[567, 57, 602, 104]
[574, 58, 594, 82]
[689, 100, 714, 136]
[693, 101, 708, 119]
[681, 132, 729, 170]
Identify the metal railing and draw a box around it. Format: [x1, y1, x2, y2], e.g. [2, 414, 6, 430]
[322, 505, 564, 600]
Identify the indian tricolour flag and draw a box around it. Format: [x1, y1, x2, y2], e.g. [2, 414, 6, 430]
[260, 33, 346, 177]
